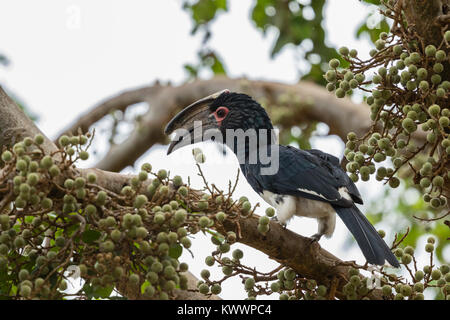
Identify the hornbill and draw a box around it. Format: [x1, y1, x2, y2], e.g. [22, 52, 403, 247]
[165, 90, 399, 267]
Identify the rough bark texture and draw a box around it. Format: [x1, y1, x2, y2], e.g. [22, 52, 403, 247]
[0, 87, 58, 154]
[403, 0, 449, 47]
[217, 216, 384, 300]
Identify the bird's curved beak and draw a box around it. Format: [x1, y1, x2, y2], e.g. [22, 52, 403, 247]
[164, 89, 229, 155]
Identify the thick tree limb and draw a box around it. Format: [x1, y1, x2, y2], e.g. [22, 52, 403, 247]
[217, 216, 384, 300]
[402, 0, 448, 47]
[57, 84, 164, 139]
[402, 0, 450, 80]
[0, 86, 212, 300]
[83, 77, 372, 172]
[0, 87, 58, 154]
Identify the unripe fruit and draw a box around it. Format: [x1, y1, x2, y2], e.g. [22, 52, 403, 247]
[85, 204, 97, 215]
[19, 269, 30, 281]
[14, 236, 26, 248]
[110, 229, 121, 242]
[34, 134, 44, 145]
[404, 246, 414, 255]
[432, 175, 444, 187]
[232, 249, 244, 260]
[211, 284, 222, 295]
[428, 104, 440, 117]
[100, 240, 115, 252]
[19, 285, 31, 298]
[419, 80, 429, 91]
[1, 151, 12, 162]
[16, 159, 27, 171]
[375, 39, 385, 50]
[205, 256, 215, 266]
[355, 73, 365, 83]
[133, 194, 148, 209]
[154, 213, 165, 224]
[181, 236, 191, 248]
[445, 30, 450, 42]
[259, 216, 269, 225]
[136, 227, 148, 239]
[431, 74, 441, 85]
[325, 70, 337, 81]
[425, 45, 436, 57]
[199, 216, 210, 228]
[400, 285, 412, 297]
[173, 175, 183, 187]
[128, 274, 140, 287]
[219, 242, 230, 253]
[244, 277, 255, 290]
[433, 63, 444, 73]
[379, 285, 392, 298]
[49, 165, 61, 177]
[178, 186, 188, 196]
[431, 269, 441, 280]
[241, 201, 251, 213]
[199, 283, 209, 295]
[401, 253, 412, 264]
[265, 207, 275, 217]
[335, 88, 345, 98]
[393, 45, 402, 55]
[435, 49, 446, 61]
[215, 211, 226, 222]
[439, 116, 449, 127]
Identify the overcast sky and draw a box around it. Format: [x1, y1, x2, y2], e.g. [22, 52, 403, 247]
[1, 0, 441, 299]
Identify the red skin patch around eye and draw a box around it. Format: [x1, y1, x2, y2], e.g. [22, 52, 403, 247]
[213, 106, 229, 125]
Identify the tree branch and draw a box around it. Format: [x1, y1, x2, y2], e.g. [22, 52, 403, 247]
[0, 84, 386, 300]
[77, 77, 372, 172]
[0, 86, 212, 300]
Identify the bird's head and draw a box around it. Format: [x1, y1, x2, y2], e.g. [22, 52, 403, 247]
[165, 90, 274, 155]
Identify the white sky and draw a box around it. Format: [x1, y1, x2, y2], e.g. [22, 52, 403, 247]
[0, 0, 444, 300]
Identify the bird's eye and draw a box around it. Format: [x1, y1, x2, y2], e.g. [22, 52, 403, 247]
[214, 106, 229, 122]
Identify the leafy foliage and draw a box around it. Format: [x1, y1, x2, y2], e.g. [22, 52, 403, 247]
[184, 50, 227, 79]
[183, 0, 347, 85]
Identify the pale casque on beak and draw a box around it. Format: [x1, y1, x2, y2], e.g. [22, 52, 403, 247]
[164, 89, 230, 155]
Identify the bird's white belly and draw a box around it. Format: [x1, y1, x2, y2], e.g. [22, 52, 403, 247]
[260, 190, 336, 237]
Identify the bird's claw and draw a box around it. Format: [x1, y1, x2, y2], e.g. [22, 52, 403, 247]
[309, 233, 322, 243]
[271, 216, 287, 229]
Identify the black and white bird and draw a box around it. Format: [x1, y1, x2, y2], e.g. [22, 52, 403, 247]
[165, 90, 399, 267]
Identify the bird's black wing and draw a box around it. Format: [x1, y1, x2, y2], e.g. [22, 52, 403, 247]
[250, 145, 362, 207]
[307, 148, 362, 204]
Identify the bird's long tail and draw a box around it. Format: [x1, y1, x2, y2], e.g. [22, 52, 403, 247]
[333, 204, 400, 267]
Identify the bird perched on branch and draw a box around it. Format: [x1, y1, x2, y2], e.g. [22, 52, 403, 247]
[165, 90, 399, 267]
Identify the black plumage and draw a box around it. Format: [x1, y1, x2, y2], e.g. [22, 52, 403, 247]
[165, 91, 400, 267]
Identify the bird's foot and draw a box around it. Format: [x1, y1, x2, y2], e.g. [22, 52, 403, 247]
[271, 216, 287, 229]
[309, 233, 322, 243]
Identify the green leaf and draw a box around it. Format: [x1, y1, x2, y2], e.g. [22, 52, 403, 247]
[356, 18, 389, 43]
[83, 283, 114, 299]
[81, 230, 101, 244]
[140, 280, 151, 294]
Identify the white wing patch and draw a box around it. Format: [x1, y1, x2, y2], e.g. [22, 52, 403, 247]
[338, 187, 352, 200]
[297, 188, 331, 201]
